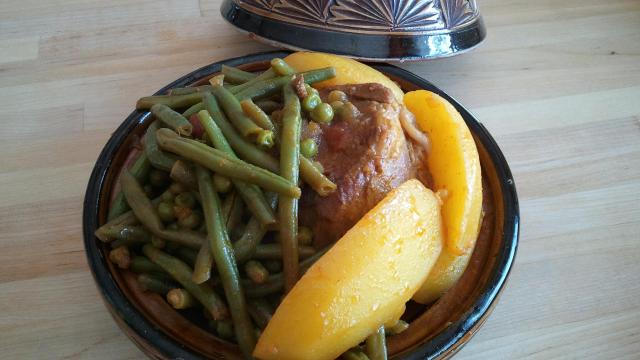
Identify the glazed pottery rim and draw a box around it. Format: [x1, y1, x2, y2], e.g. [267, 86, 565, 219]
[82, 50, 519, 359]
[219, 1, 487, 62]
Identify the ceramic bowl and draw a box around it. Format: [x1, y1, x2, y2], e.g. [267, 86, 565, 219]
[83, 50, 518, 359]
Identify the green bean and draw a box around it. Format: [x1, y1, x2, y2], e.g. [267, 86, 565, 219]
[247, 299, 273, 329]
[262, 260, 282, 273]
[203, 93, 279, 172]
[233, 192, 278, 263]
[386, 320, 409, 335]
[208, 74, 225, 86]
[240, 99, 275, 130]
[221, 191, 243, 231]
[172, 247, 199, 267]
[108, 152, 151, 220]
[167, 288, 196, 309]
[300, 67, 337, 84]
[169, 85, 213, 96]
[243, 242, 330, 298]
[130, 256, 166, 275]
[170, 160, 197, 190]
[342, 349, 371, 360]
[255, 129, 275, 148]
[193, 240, 214, 284]
[234, 74, 294, 101]
[136, 92, 203, 110]
[137, 273, 176, 296]
[204, 94, 332, 198]
[151, 104, 193, 136]
[311, 102, 334, 124]
[143, 245, 228, 320]
[244, 260, 269, 284]
[99, 224, 150, 243]
[270, 58, 295, 76]
[279, 83, 303, 292]
[254, 100, 281, 114]
[253, 244, 316, 260]
[198, 106, 276, 226]
[210, 84, 263, 139]
[182, 102, 205, 118]
[300, 138, 318, 158]
[144, 122, 179, 171]
[196, 165, 255, 358]
[95, 196, 162, 241]
[157, 229, 204, 249]
[156, 128, 300, 198]
[300, 156, 337, 196]
[120, 170, 164, 232]
[230, 68, 276, 95]
[221, 65, 258, 84]
[151, 234, 166, 248]
[110, 235, 149, 249]
[109, 246, 131, 269]
[365, 326, 387, 360]
[213, 174, 232, 193]
[237, 67, 336, 101]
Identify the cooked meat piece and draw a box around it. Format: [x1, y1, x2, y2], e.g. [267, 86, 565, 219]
[292, 74, 307, 98]
[300, 83, 417, 247]
[328, 83, 396, 104]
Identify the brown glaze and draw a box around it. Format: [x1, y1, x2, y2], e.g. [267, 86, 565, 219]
[88, 56, 517, 360]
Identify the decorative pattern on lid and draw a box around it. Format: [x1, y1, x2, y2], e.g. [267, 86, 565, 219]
[237, 0, 479, 34]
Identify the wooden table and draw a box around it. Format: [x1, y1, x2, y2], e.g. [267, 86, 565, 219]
[1, 0, 639, 358]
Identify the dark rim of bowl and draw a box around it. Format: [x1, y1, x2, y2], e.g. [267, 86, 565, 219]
[83, 50, 519, 360]
[220, 1, 486, 62]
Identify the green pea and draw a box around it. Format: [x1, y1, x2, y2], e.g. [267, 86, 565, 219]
[174, 192, 196, 209]
[302, 94, 321, 112]
[169, 182, 187, 195]
[327, 90, 347, 103]
[330, 100, 345, 112]
[178, 210, 201, 230]
[157, 201, 175, 222]
[216, 320, 235, 340]
[149, 169, 170, 188]
[213, 174, 232, 193]
[297, 226, 313, 246]
[300, 138, 318, 158]
[311, 102, 334, 124]
[160, 190, 175, 202]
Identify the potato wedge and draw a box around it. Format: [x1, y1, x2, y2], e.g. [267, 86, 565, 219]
[253, 179, 443, 360]
[404, 90, 482, 256]
[284, 51, 404, 102]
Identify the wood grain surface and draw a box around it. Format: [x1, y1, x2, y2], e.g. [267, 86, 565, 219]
[1, 0, 639, 359]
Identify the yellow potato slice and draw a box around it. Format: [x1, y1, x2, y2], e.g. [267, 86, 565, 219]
[253, 179, 443, 360]
[404, 90, 482, 304]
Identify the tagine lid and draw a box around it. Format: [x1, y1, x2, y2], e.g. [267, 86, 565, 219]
[220, 0, 486, 62]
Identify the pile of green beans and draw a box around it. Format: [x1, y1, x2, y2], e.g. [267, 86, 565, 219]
[97, 59, 391, 359]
